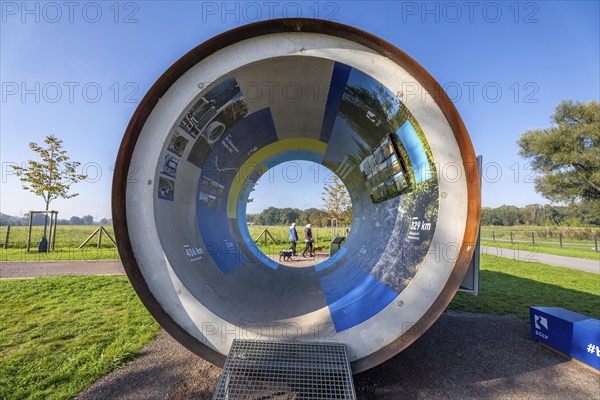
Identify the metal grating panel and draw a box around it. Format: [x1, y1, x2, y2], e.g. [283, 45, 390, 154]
[213, 339, 356, 400]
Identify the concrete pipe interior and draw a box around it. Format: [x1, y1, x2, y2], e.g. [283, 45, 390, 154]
[113, 19, 480, 373]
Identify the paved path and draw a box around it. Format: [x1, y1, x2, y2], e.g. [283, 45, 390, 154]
[0, 260, 125, 279]
[266, 252, 330, 268]
[481, 246, 599, 274]
[2, 247, 597, 279]
[76, 311, 599, 400]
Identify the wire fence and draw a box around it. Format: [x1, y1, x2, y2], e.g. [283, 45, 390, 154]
[481, 228, 599, 252]
[0, 225, 120, 262]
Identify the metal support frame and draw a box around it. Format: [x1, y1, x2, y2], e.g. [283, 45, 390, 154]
[459, 155, 482, 295]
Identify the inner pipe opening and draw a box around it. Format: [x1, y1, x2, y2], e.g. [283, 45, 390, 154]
[244, 160, 353, 267]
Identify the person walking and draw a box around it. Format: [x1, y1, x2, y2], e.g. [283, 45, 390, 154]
[288, 222, 298, 256]
[302, 224, 314, 257]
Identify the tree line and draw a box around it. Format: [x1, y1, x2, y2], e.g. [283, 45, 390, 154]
[481, 202, 599, 227]
[0, 213, 112, 227]
[247, 207, 350, 227]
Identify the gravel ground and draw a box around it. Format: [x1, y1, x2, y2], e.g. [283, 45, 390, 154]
[76, 311, 599, 400]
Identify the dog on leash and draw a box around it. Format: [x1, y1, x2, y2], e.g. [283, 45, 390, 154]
[279, 249, 293, 262]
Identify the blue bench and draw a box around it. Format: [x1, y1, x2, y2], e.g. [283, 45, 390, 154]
[530, 307, 599, 370]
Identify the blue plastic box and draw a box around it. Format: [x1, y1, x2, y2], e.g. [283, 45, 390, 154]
[530, 307, 600, 370]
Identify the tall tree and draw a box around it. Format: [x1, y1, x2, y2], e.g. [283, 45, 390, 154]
[517, 100, 600, 202]
[321, 175, 352, 224]
[70, 216, 84, 225]
[13, 135, 87, 245]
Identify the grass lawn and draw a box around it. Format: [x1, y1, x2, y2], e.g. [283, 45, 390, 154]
[0, 225, 345, 261]
[480, 225, 599, 261]
[2, 224, 597, 262]
[0, 259, 597, 398]
[481, 240, 600, 261]
[450, 254, 600, 321]
[0, 225, 119, 262]
[0, 276, 159, 400]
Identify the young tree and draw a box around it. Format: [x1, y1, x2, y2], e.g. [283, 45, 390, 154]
[321, 175, 352, 224]
[13, 135, 87, 248]
[518, 100, 600, 202]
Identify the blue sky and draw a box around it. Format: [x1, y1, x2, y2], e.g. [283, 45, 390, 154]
[1, 1, 598, 219]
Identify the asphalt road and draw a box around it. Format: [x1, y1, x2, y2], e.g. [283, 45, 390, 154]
[2, 246, 598, 279]
[0, 260, 125, 279]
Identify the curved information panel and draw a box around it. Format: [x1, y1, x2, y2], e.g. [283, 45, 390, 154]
[112, 19, 480, 373]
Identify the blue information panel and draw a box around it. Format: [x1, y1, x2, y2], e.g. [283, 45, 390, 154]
[530, 307, 600, 370]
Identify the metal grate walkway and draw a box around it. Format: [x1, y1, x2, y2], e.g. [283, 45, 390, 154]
[213, 339, 356, 400]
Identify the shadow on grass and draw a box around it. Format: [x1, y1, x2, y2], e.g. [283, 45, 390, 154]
[451, 267, 600, 321]
[355, 259, 600, 399]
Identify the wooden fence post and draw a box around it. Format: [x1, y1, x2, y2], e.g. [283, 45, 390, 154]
[532, 232, 535, 246]
[3, 226, 10, 249]
[47, 212, 54, 252]
[52, 213, 58, 250]
[595, 234, 598, 253]
[79, 227, 100, 249]
[510, 231, 513, 244]
[101, 226, 117, 247]
[27, 213, 33, 252]
[253, 228, 277, 246]
[559, 232, 563, 249]
[492, 231, 495, 242]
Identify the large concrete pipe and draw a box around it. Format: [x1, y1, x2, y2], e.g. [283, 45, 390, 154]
[112, 18, 480, 373]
